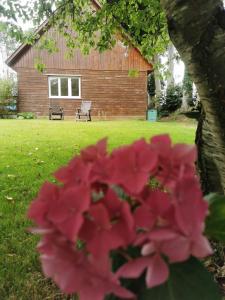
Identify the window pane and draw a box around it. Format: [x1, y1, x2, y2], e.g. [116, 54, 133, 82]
[61, 78, 68, 96]
[50, 78, 58, 96]
[71, 78, 79, 96]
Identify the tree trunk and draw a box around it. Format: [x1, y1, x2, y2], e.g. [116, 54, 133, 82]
[181, 66, 193, 111]
[181, 65, 189, 112]
[167, 43, 175, 87]
[181, 90, 189, 112]
[153, 54, 162, 98]
[160, 0, 225, 194]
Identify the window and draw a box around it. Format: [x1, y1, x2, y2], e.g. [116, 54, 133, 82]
[48, 76, 81, 99]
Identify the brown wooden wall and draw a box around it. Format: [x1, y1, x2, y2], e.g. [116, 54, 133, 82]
[16, 68, 148, 119]
[12, 27, 151, 72]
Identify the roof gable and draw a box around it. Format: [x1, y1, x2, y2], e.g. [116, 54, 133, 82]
[6, 0, 152, 71]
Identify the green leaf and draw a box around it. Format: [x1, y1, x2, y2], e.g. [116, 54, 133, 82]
[128, 69, 139, 77]
[139, 257, 221, 300]
[205, 193, 225, 241]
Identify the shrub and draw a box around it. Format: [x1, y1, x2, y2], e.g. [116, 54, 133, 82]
[0, 79, 17, 101]
[156, 93, 167, 117]
[157, 85, 182, 117]
[17, 112, 36, 119]
[165, 84, 182, 112]
[147, 73, 156, 97]
[0, 79, 17, 116]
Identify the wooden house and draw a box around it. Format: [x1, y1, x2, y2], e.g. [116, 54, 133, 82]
[6, 1, 152, 120]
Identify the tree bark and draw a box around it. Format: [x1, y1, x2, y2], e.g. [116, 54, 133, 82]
[181, 90, 189, 112]
[160, 0, 225, 194]
[181, 66, 192, 111]
[167, 43, 175, 87]
[153, 54, 162, 99]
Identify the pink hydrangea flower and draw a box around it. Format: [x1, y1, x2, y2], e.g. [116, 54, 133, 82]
[151, 135, 197, 189]
[134, 190, 173, 230]
[47, 184, 91, 242]
[38, 231, 134, 300]
[109, 139, 158, 195]
[28, 183, 91, 242]
[28, 135, 212, 299]
[55, 139, 108, 185]
[80, 189, 135, 258]
[28, 181, 59, 227]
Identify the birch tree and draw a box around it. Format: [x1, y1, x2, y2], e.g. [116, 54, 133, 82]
[181, 66, 193, 112]
[167, 42, 175, 87]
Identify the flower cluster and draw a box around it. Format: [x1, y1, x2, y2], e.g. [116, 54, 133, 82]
[28, 135, 212, 300]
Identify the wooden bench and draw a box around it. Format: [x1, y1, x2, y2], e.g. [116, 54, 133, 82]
[49, 105, 64, 120]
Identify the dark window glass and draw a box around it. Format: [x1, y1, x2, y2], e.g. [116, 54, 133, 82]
[71, 78, 79, 96]
[61, 78, 68, 96]
[50, 78, 58, 96]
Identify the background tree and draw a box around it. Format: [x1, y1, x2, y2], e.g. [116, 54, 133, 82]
[147, 73, 156, 108]
[0, 22, 18, 78]
[167, 42, 175, 87]
[181, 67, 193, 112]
[153, 54, 163, 105]
[0, 25, 17, 57]
[1, 0, 225, 194]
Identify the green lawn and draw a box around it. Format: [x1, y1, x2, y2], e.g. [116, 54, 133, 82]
[0, 119, 196, 299]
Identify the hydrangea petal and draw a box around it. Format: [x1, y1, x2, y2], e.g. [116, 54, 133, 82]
[191, 235, 213, 258]
[117, 256, 151, 278]
[146, 254, 169, 288]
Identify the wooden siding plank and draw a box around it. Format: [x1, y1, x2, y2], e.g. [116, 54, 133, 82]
[13, 26, 152, 72]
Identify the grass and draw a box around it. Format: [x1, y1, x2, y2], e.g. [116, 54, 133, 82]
[0, 119, 196, 299]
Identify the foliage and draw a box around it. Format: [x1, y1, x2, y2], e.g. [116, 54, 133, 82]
[17, 112, 36, 119]
[147, 73, 156, 97]
[153, 92, 164, 115]
[28, 133, 220, 299]
[205, 193, 225, 242]
[182, 68, 197, 107]
[0, 78, 17, 101]
[140, 257, 221, 300]
[0, 79, 17, 116]
[0, 3, 31, 46]
[182, 69, 192, 99]
[36, 36, 59, 54]
[0, 21, 18, 56]
[165, 85, 182, 112]
[34, 58, 46, 73]
[147, 73, 157, 109]
[158, 85, 182, 117]
[128, 69, 139, 77]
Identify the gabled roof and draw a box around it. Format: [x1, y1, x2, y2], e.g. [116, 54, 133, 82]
[6, 0, 152, 69]
[5, 19, 49, 67]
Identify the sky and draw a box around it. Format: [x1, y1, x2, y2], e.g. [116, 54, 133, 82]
[174, 61, 185, 84]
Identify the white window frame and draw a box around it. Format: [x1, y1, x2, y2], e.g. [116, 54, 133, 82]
[48, 76, 81, 99]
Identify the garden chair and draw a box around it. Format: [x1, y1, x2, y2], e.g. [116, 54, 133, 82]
[49, 104, 64, 120]
[75, 100, 92, 121]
